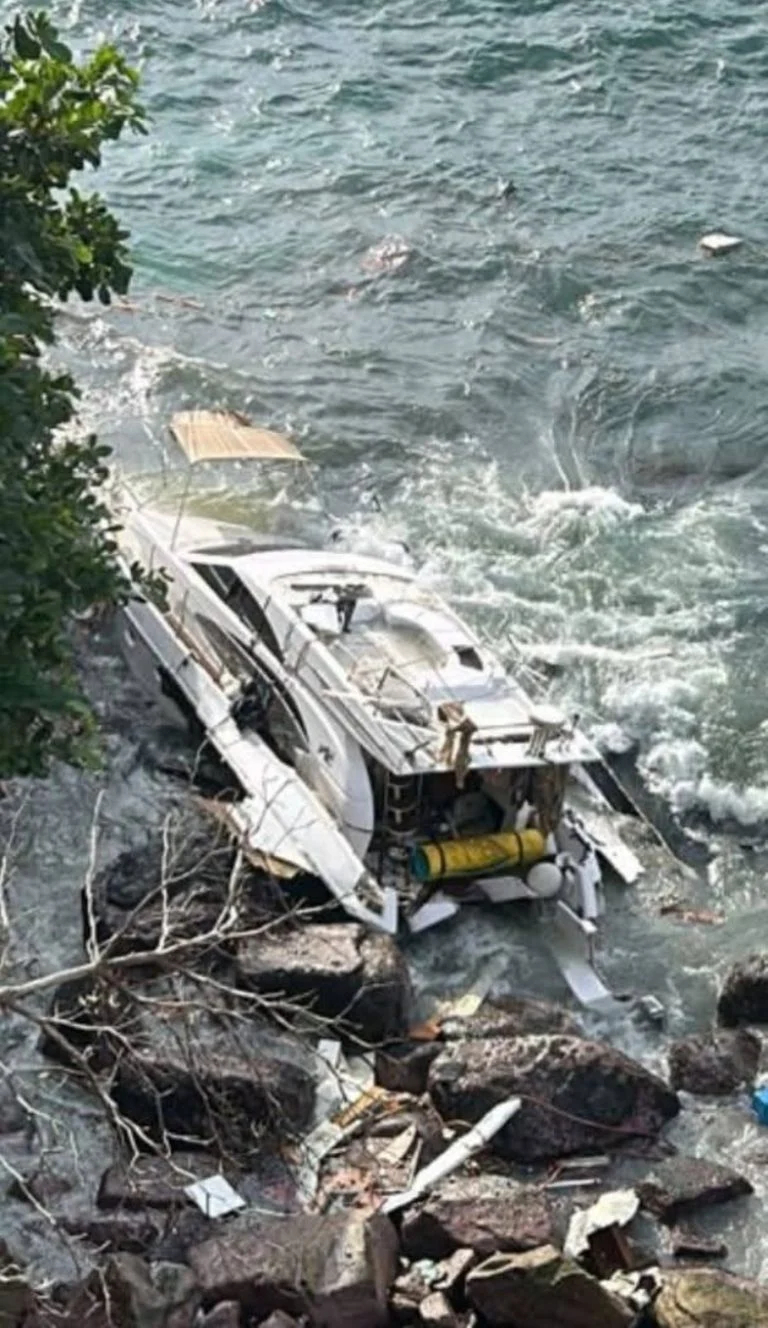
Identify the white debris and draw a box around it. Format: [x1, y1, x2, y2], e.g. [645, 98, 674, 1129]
[184, 1174, 246, 1219]
[601, 1268, 662, 1312]
[293, 1041, 377, 1204]
[382, 1096, 521, 1215]
[565, 1188, 640, 1260]
[699, 232, 743, 255]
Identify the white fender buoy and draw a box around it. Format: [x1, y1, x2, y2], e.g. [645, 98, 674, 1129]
[526, 861, 564, 899]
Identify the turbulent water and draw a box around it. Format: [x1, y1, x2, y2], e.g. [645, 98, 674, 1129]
[4, 0, 768, 1279]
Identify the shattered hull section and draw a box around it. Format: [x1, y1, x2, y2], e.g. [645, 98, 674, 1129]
[120, 598, 398, 934]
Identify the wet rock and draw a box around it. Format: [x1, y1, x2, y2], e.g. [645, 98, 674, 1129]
[188, 1210, 398, 1324]
[99, 1154, 222, 1211]
[7, 1163, 74, 1207]
[375, 1040, 442, 1096]
[443, 996, 581, 1041]
[671, 1228, 728, 1260]
[637, 1156, 752, 1223]
[38, 975, 138, 1071]
[466, 1245, 633, 1327]
[0, 1239, 33, 1325]
[668, 1029, 761, 1094]
[87, 809, 278, 956]
[0, 1080, 27, 1134]
[59, 1212, 159, 1255]
[654, 1267, 768, 1327]
[428, 1035, 679, 1162]
[200, 1303, 241, 1328]
[718, 953, 768, 1026]
[237, 923, 412, 1044]
[70, 1253, 200, 1328]
[108, 985, 315, 1154]
[400, 1176, 554, 1261]
[258, 1315, 300, 1328]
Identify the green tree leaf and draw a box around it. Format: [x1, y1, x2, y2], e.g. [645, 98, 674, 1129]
[0, 11, 146, 777]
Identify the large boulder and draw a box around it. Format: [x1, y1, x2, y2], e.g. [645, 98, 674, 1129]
[375, 1039, 442, 1096]
[375, 998, 579, 1097]
[110, 987, 315, 1153]
[637, 1156, 753, 1223]
[427, 1035, 679, 1161]
[668, 1029, 760, 1095]
[41, 972, 315, 1156]
[442, 996, 581, 1041]
[718, 954, 768, 1026]
[236, 923, 412, 1044]
[59, 1256, 199, 1328]
[466, 1245, 632, 1328]
[188, 1210, 398, 1325]
[98, 1154, 224, 1211]
[654, 1267, 768, 1328]
[400, 1176, 555, 1261]
[86, 807, 279, 956]
[59, 1213, 160, 1255]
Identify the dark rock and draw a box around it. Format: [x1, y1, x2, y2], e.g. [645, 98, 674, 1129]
[374, 1040, 441, 1096]
[59, 1212, 159, 1254]
[94, 1255, 199, 1328]
[718, 954, 768, 1026]
[375, 1000, 580, 1098]
[671, 1227, 728, 1260]
[152, 1210, 214, 1265]
[466, 1245, 632, 1327]
[0, 1239, 33, 1325]
[236, 923, 412, 1044]
[87, 809, 278, 956]
[637, 1156, 753, 1223]
[108, 983, 315, 1154]
[38, 975, 138, 1071]
[427, 1035, 679, 1162]
[654, 1267, 768, 1327]
[668, 1029, 760, 1095]
[400, 1176, 554, 1261]
[99, 1154, 221, 1211]
[188, 1210, 398, 1324]
[0, 1080, 27, 1134]
[444, 996, 581, 1041]
[200, 1303, 241, 1328]
[8, 1164, 73, 1207]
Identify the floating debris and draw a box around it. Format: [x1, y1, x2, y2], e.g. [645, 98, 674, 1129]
[699, 232, 743, 256]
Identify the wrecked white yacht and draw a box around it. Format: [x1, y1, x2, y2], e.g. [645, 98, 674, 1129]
[115, 410, 643, 1011]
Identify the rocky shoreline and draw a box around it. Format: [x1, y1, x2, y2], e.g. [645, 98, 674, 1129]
[2, 800, 768, 1327]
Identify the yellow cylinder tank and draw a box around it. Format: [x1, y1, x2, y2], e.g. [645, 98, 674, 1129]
[410, 828, 547, 883]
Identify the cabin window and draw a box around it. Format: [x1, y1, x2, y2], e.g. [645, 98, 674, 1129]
[234, 662, 307, 766]
[455, 645, 483, 671]
[193, 563, 283, 660]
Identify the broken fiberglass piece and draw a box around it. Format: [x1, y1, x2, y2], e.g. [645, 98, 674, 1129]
[184, 1174, 247, 1219]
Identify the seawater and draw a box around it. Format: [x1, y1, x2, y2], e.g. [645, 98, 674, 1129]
[3, 0, 768, 1278]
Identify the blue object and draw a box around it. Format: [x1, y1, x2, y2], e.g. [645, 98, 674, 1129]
[751, 1086, 768, 1125]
